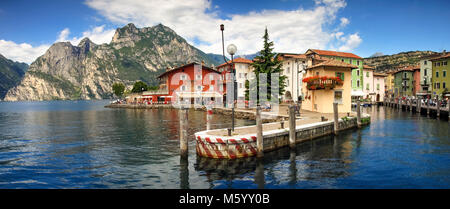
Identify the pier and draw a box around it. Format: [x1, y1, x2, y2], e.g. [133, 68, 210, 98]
[381, 98, 450, 119]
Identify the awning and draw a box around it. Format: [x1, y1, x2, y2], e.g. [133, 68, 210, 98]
[351, 90, 366, 97]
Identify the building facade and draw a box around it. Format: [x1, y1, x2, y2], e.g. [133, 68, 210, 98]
[393, 67, 415, 97]
[362, 65, 375, 101]
[216, 57, 254, 101]
[140, 62, 223, 104]
[430, 53, 449, 99]
[418, 54, 441, 98]
[302, 57, 355, 113]
[278, 53, 307, 102]
[305, 49, 364, 97]
[373, 72, 387, 102]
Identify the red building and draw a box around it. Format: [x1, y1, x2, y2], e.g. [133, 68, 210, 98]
[141, 62, 223, 104]
[412, 66, 421, 96]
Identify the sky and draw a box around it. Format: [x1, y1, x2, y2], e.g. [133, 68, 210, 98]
[0, 0, 449, 63]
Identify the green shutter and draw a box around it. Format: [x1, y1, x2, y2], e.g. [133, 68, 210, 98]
[336, 72, 344, 80]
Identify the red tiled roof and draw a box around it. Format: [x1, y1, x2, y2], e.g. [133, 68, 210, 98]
[307, 49, 362, 59]
[363, 65, 375, 70]
[277, 53, 307, 61]
[373, 72, 387, 77]
[217, 57, 253, 68]
[157, 62, 219, 78]
[429, 53, 450, 61]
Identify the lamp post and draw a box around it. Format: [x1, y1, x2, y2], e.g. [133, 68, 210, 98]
[297, 64, 306, 116]
[220, 24, 238, 131]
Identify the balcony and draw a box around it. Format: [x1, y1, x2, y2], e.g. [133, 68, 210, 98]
[303, 76, 343, 90]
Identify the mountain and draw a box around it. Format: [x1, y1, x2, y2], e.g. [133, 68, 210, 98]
[4, 23, 221, 101]
[363, 50, 438, 72]
[0, 54, 28, 100]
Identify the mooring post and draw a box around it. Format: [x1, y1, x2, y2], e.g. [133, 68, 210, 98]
[357, 100, 362, 128]
[416, 99, 420, 113]
[179, 107, 189, 158]
[448, 101, 450, 121]
[333, 102, 339, 135]
[256, 105, 264, 158]
[427, 99, 430, 116]
[289, 105, 296, 149]
[410, 99, 413, 112]
[437, 99, 440, 117]
[206, 106, 212, 130]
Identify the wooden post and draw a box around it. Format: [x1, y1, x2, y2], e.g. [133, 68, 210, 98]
[179, 107, 188, 158]
[416, 99, 420, 113]
[427, 99, 430, 116]
[289, 105, 296, 149]
[206, 106, 212, 130]
[256, 105, 263, 158]
[437, 99, 440, 117]
[357, 100, 362, 128]
[410, 99, 413, 112]
[448, 101, 450, 121]
[333, 102, 339, 135]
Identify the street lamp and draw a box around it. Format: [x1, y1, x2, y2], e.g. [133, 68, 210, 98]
[220, 24, 238, 131]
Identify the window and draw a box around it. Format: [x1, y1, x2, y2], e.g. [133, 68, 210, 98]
[287, 67, 290, 74]
[424, 69, 427, 75]
[286, 79, 289, 86]
[196, 85, 202, 91]
[195, 74, 201, 80]
[357, 61, 360, 65]
[366, 83, 370, 90]
[181, 75, 186, 80]
[209, 74, 214, 80]
[366, 72, 370, 77]
[436, 71, 439, 78]
[444, 71, 447, 77]
[336, 72, 344, 81]
[181, 85, 186, 91]
[424, 61, 427, 65]
[244, 73, 248, 79]
[444, 61, 448, 66]
[239, 83, 243, 89]
[357, 70, 360, 76]
[377, 83, 380, 90]
[444, 82, 446, 89]
[357, 80, 360, 87]
[341, 59, 344, 62]
[334, 90, 343, 104]
[437, 62, 441, 66]
[437, 83, 440, 89]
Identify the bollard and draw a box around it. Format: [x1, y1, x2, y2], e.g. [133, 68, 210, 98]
[416, 99, 420, 113]
[410, 99, 413, 112]
[437, 99, 440, 117]
[289, 105, 296, 149]
[179, 107, 189, 158]
[333, 102, 339, 135]
[256, 105, 264, 158]
[427, 99, 430, 116]
[357, 100, 362, 128]
[206, 106, 212, 130]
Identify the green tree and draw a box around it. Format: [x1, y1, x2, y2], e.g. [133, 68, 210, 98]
[244, 79, 250, 101]
[112, 82, 125, 98]
[250, 28, 287, 105]
[131, 81, 148, 93]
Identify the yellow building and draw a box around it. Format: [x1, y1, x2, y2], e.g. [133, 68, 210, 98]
[385, 71, 396, 98]
[302, 57, 356, 113]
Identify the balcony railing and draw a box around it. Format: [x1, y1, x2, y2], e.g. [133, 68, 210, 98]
[303, 76, 343, 90]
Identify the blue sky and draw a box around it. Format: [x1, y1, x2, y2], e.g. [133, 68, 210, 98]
[0, 0, 449, 63]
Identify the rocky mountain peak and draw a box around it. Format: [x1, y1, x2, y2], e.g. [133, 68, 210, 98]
[78, 37, 96, 54]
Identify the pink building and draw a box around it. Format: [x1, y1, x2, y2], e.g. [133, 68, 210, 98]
[413, 66, 421, 96]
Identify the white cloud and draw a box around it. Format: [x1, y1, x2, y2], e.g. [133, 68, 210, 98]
[339, 17, 349, 27]
[337, 33, 362, 52]
[85, 0, 359, 55]
[57, 28, 71, 42]
[0, 40, 50, 63]
[0, 26, 116, 64]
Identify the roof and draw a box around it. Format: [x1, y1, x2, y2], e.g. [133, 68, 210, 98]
[429, 53, 450, 61]
[373, 72, 387, 77]
[277, 53, 307, 61]
[216, 57, 253, 68]
[306, 49, 362, 59]
[420, 52, 445, 60]
[363, 65, 375, 70]
[157, 62, 220, 78]
[306, 58, 358, 70]
[394, 65, 419, 73]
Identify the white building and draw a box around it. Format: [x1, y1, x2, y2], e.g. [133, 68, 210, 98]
[362, 65, 375, 102]
[216, 57, 254, 100]
[373, 72, 387, 102]
[278, 53, 307, 102]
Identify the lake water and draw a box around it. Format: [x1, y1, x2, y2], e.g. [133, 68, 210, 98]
[0, 100, 448, 188]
